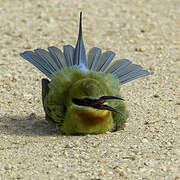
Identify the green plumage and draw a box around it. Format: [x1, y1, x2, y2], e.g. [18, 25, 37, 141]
[20, 13, 149, 135]
[42, 67, 128, 135]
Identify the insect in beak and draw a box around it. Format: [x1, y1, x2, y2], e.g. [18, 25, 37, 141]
[72, 96, 124, 115]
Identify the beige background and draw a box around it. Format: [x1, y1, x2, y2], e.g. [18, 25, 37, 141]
[0, 0, 179, 179]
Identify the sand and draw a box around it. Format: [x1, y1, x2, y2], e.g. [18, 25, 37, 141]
[0, 0, 179, 179]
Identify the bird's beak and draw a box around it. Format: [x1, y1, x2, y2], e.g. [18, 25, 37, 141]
[72, 95, 124, 116]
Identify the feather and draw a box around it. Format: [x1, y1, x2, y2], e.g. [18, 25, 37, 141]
[20, 51, 52, 78]
[20, 13, 150, 85]
[117, 64, 142, 81]
[73, 12, 87, 67]
[106, 59, 131, 75]
[119, 70, 150, 85]
[97, 51, 115, 72]
[87, 47, 102, 71]
[48, 46, 64, 70]
[34, 49, 57, 73]
[63, 45, 74, 67]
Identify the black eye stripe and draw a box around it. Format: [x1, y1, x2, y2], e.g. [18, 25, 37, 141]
[72, 98, 86, 106]
[72, 98, 97, 106]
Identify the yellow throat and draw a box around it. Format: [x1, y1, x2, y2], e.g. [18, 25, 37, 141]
[73, 107, 111, 127]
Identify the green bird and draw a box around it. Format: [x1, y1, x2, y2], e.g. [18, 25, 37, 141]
[20, 12, 150, 135]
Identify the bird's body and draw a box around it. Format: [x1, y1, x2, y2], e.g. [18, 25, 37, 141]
[20, 13, 150, 135]
[42, 67, 127, 134]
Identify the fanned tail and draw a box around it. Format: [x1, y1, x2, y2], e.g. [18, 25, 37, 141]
[20, 12, 150, 84]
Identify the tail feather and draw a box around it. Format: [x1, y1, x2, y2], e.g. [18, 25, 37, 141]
[119, 70, 150, 85]
[106, 59, 131, 75]
[73, 12, 87, 67]
[117, 64, 143, 81]
[48, 46, 64, 70]
[34, 49, 57, 73]
[87, 47, 102, 71]
[97, 51, 115, 72]
[63, 45, 74, 66]
[20, 51, 52, 78]
[20, 12, 150, 84]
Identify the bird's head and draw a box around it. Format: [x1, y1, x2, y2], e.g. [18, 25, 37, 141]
[62, 77, 124, 134]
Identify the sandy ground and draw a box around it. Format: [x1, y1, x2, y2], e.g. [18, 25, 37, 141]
[0, 0, 179, 179]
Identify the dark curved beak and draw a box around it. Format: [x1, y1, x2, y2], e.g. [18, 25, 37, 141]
[99, 96, 124, 103]
[98, 104, 124, 115]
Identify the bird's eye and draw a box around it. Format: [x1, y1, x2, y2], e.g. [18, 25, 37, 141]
[83, 98, 89, 102]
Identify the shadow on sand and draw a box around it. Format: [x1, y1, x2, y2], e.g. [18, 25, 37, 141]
[0, 115, 62, 136]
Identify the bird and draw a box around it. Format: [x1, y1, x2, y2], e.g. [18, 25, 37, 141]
[20, 12, 150, 135]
